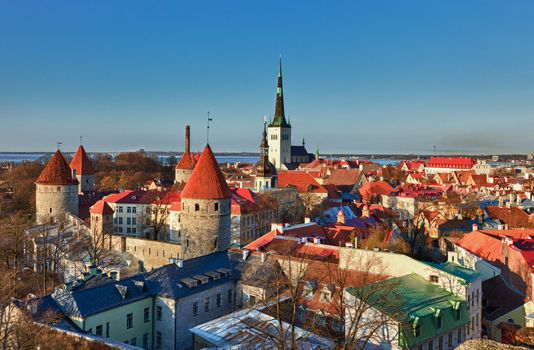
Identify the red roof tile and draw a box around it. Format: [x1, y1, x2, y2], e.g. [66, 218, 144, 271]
[358, 181, 395, 201]
[181, 145, 231, 199]
[426, 157, 475, 169]
[175, 151, 196, 170]
[278, 171, 328, 194]
[90, 200, 114, 215]
[70, 145, 94, 175]
[36, 150, 78, 185]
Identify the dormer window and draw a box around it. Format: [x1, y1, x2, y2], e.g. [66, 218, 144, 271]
[303, 279, 317, 298]
[429, 275, 439, 283]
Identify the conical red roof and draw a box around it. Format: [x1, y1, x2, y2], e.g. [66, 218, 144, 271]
[36, 150, 78, 185]
[70, 145, 94, 175]
[175, 151, 196, 170]
[181, 145, 231, 199]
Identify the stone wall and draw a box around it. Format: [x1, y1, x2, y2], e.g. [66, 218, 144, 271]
[180, 198, 231, 260]
[36, 183, 79, 224]
[175, 168, 192, 184]
[109, 235, 182, 271]
[76, 174, 95, 193]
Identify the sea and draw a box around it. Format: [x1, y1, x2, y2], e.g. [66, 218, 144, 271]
[0, 153, 45, 163]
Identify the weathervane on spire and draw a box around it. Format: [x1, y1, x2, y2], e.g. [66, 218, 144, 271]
[80, 135, 83, 145]
[206, 111, 213, 144]
[56, 141, 62, 150]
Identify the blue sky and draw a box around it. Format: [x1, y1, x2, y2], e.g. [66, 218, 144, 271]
[0, 1, 533, 154]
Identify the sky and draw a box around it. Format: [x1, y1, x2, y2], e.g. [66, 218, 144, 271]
[0, 1, 533, 155]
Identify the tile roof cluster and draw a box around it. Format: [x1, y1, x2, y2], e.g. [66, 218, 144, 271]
[358, 181, 395, 201]
[181, 145, 231, 200]
[35, 149, 78, 186]
[70, 145, 94, 176]
[278, 171, 328, 194]
[485, 206, 534, 229]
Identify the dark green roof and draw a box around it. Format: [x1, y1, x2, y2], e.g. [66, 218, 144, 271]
[424, 261, 480, 284]
[347, 273, 469, 347]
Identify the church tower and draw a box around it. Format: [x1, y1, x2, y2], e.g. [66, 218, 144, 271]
[70, 144, 95, 194]
[35, 150, 79, 224]
[180, 144, 231, 259]
[175, 125, 196, 184]
[268, 58, 291, 169]
[255, 120, 277, 190]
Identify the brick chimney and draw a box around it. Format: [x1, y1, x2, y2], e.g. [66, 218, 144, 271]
[185, 125, 191, 154]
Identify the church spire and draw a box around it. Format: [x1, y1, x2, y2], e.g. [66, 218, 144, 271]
[270, 57, 290, 128]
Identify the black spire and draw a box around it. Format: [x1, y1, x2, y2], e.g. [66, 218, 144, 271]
[269, 57, 290, 128]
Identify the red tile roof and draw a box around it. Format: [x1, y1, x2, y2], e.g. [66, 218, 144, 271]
[90, 200, 114, 215]
[426, 157, 475, 169]
[358, 181, 395, 201]
[486, 206, 534, 229]
[325, 169, 362, 186]
[181, 144, 231, 199]
[278, 171, 328, 194]
[35, 150, 78, 185]
[70, 145, 94, 175]
[175, 151, 196, 170]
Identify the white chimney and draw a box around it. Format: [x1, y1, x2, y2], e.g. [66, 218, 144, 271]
[260, 252, 267, 263]
[271, 223, 283, 231]
[313, 237, 321, 244]
[304, 217, 311, 224]
[177, 259, 184, 268]
[472, 224, 478, 231]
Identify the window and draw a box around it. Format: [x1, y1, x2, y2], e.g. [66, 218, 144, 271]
[118, 226, 123, 233]
[132, 206, 137, 214]
[216, 293, 222, 307]
[127, 217, 131, 225]
[132, 227, 137, 234]
[156, 305, 162, 320]
[155, 331, 162, 349]
[118, 206, 123, 213]
[106, 322, 109, 337]
[144, 307, 150, 322]
[214, 203, 219, 211]
[193, 301, 199, 316]
[127, 206, 132, 213]
[127, 227, 131, 234]
[143, 333, 149, 349]
[428, 339, 433, 350]
[228, 289, 233, 304]
[131, 338, 136, 346]
[126, 313, 133, 329]
[132, 218, 137, 225]
[195, 203, 200, 211]
[430, 275, 439, 283]
[96, 325, 103, 336]
[118, 217, 123, 224]
[415, 324, 421, 337]
[204, 297, 210, 312]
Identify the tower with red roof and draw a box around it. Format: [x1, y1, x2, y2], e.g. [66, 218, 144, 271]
[70, 144, 95, 194]
[180, 144, 231, 259]
[175, 125, 196, 184]
[35, 149, 79, 224]
[89, 200, 114, 238]
[267, 58, 292, 168]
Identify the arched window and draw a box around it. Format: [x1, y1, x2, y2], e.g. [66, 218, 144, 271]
[214, 203, 219, 211]
[195, 203, 200, 212]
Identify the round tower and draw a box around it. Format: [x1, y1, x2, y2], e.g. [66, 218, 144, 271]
[180, 144, 231, 260]
[175, 125, 196, 183]
[35, 149, 79, 224]
[70, 144, 95, 194]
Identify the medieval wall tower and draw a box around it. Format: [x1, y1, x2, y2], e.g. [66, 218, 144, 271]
[175, 125, 196, 184]
[35, 149, 79, 224]
[268, 58, 292, 168]
[89, 200, 114, 237]
[70, 144, 95, 194]
[179, 144, 231, 260]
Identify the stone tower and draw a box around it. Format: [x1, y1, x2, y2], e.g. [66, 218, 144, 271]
[268, 58, 291, 169]
[180, 144, 231, 260]
[70, 144, 94, 194]
[90, 200, 114, 237]
[35, 149, 79, 224]
[175, 125, 196, 184]
[255, 120, 277, 190]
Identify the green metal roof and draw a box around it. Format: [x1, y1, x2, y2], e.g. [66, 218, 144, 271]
[347, 273, 469, 347]
[424, 261, 480, 283]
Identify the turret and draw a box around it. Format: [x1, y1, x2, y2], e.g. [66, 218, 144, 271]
[180, 144, 231, 259]
[175, 125, 196, 183]
[90, 200, 114, 238]
[255, 120, 277, 190]
[70, 145, 95, 194]
[35, 150, 79, 224]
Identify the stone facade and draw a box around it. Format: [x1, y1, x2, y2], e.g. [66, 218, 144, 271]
[180, 198, 231, 260]
[90, 212, 113, 236]
[36, 183, 79, 224]
[109, 235, 182, 271]
[174, 168, 193, 184]
[75, 173, 95, 194]
[268, 125, 291, 168]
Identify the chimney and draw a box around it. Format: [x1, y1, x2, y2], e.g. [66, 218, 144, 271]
[304, 217, 311, 224]
[242, 250, 250, 261]
[472, 223, 478, 231]
[271, 223, 283, 232]
[337, 208, 346, 224]
[177, 259, 184, 268]
[110, 271, 118, 281]
[313, 237, 321, 244]
[185, 125, 191, 154]
[516, 194, 522, 206]
[261, 252, 267, 263]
